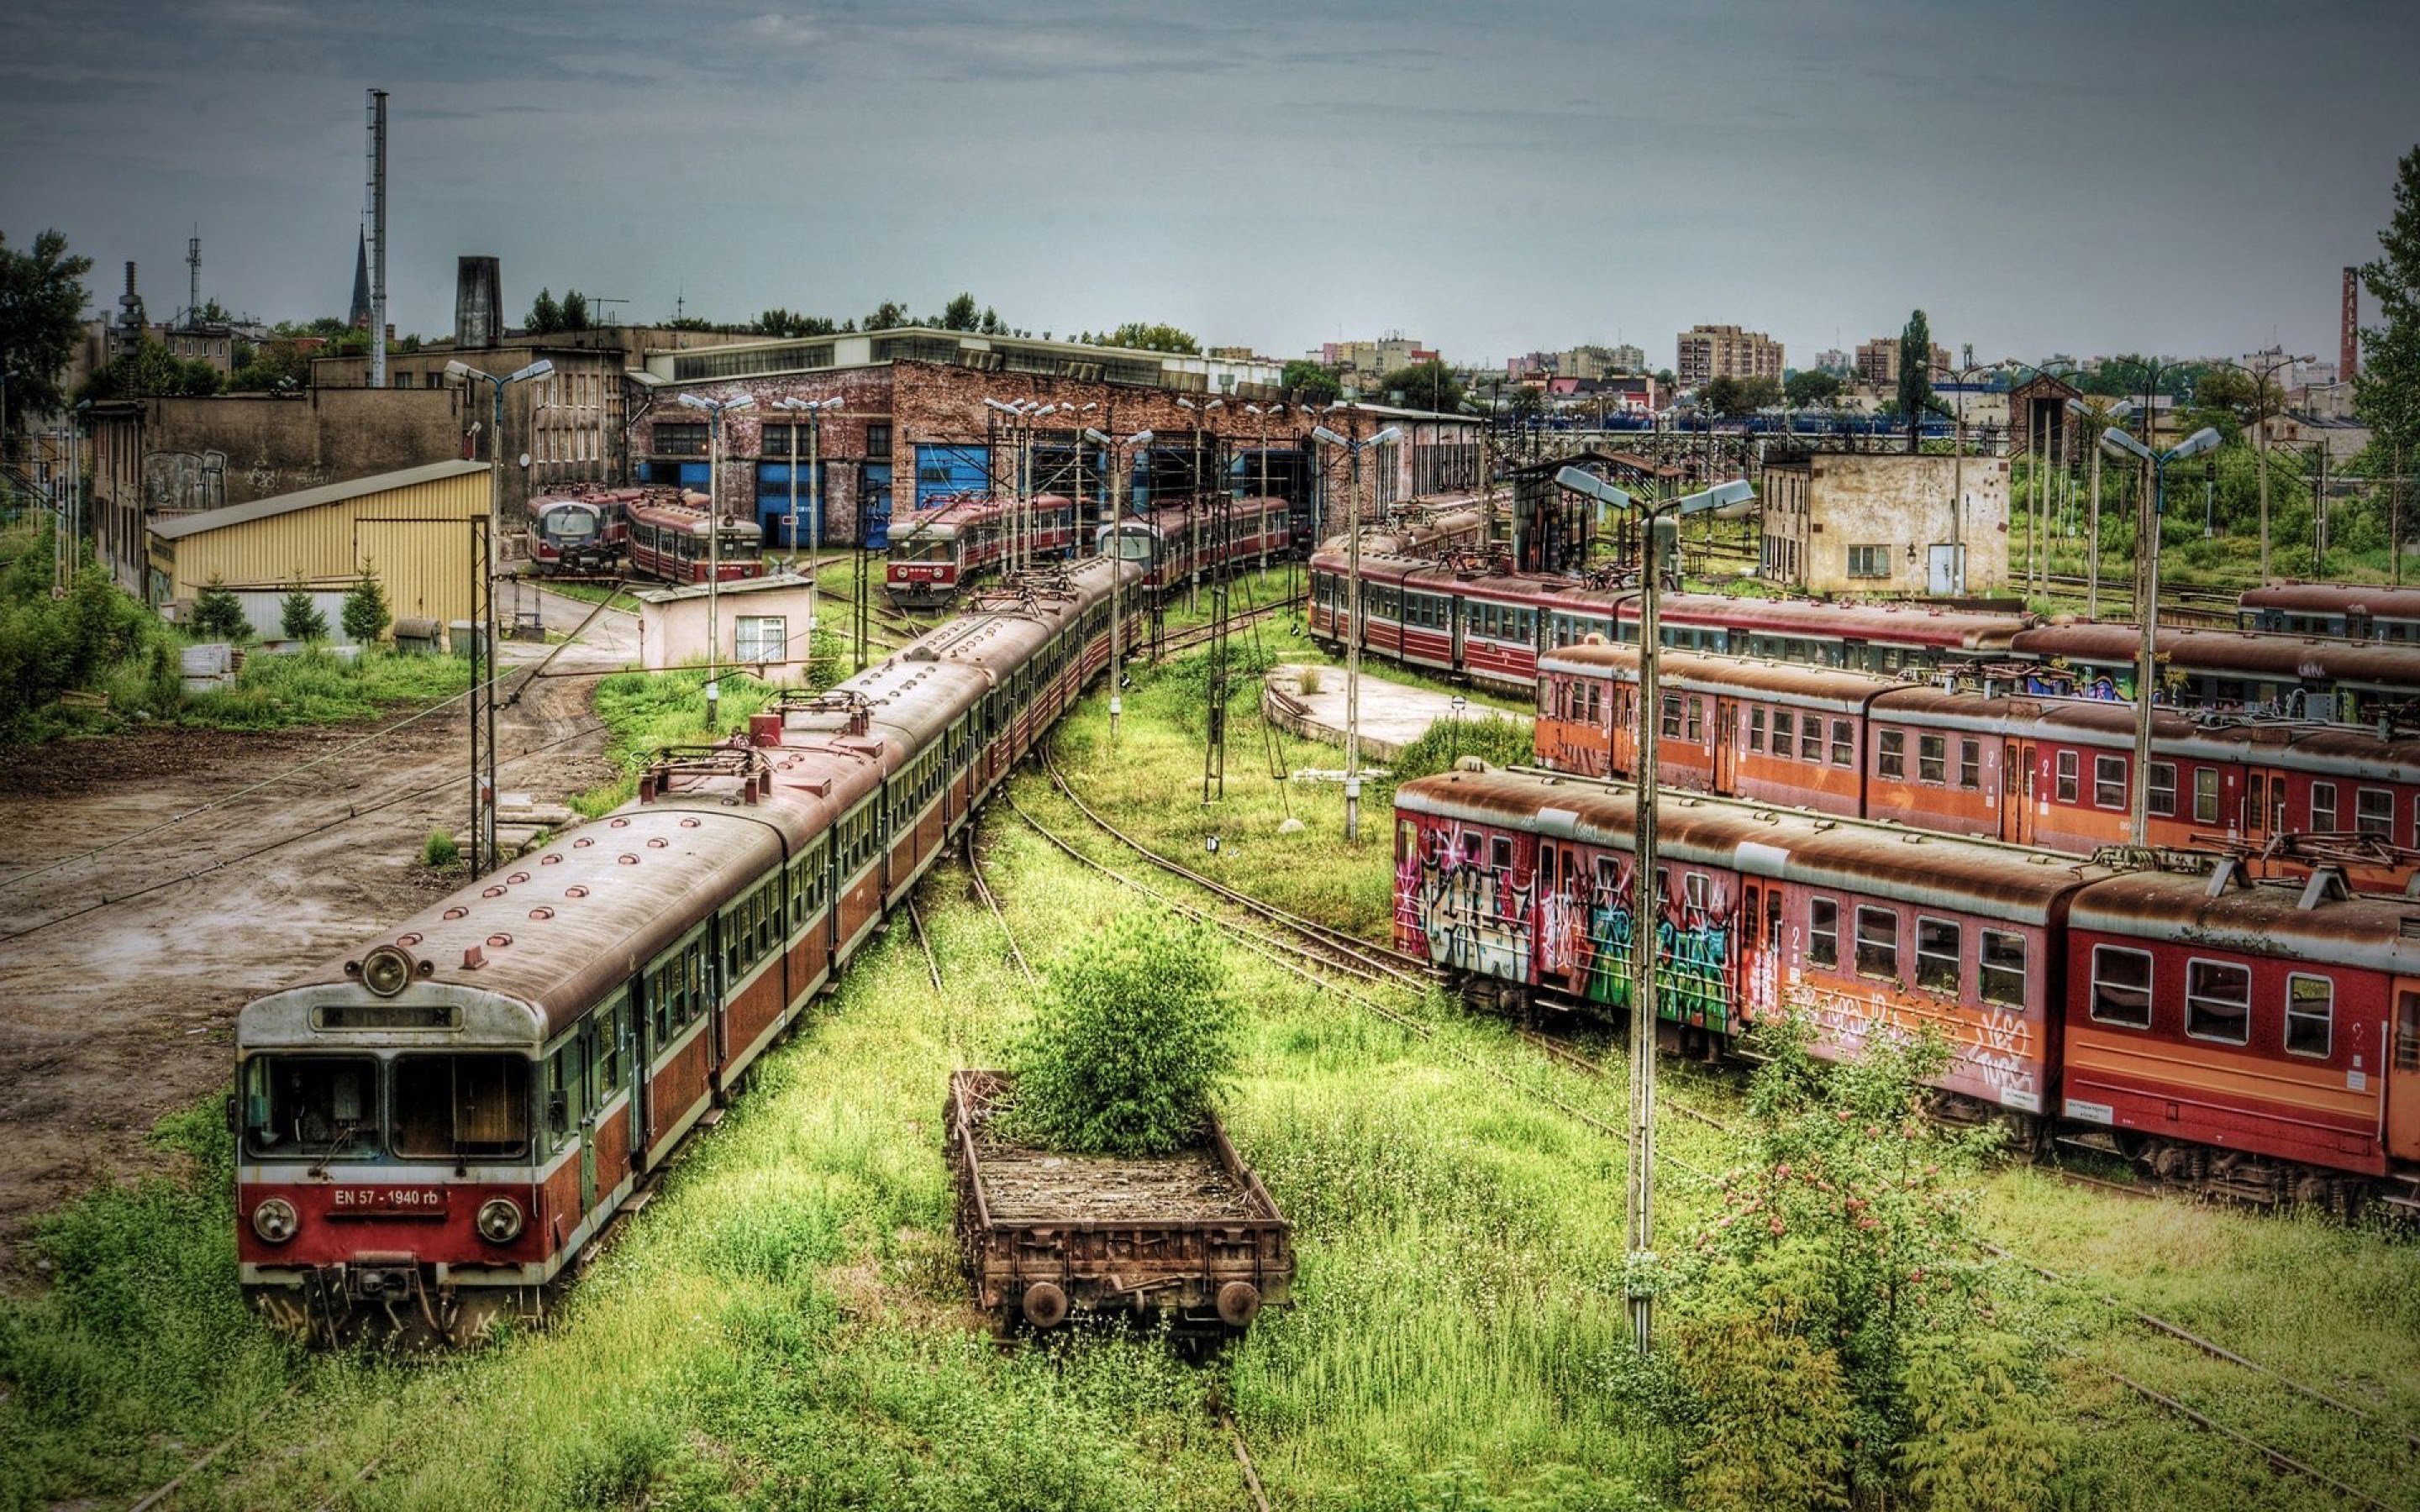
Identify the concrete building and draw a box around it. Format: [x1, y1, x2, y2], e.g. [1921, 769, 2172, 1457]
[1811, 348, 1853, 376]
[635, 572, 818, 683]
[1676, 324, 1783, 390]
[86, 387, 471, 593]
[1853, 336, 1953, 387]
[145, 459, 492, 633]
[1758, 450, 2011, 597]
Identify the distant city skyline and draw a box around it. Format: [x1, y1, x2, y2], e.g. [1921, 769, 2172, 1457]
[5, 0, 2413, 371]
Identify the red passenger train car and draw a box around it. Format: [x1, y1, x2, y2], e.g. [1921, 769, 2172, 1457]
[2238, 583, 2420, 644]
[885, 493, 1079, 610]
[523, 488, 636, 574]
[1396, 766, 2420, 1212]
[1098, 496, 1292, 592]
[625, 494, 767, 585]
[234, 559, 1139, 1344]
[1533, 643, 2420, 894]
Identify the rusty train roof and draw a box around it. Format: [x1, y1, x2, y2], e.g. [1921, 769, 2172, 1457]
[1313, 551, 2027, 648]
[2009, 622, 2420, 689]
[2066, 867, 2420, 974]
[1536, 643, 1912, 711]
[1397, 766, 2118, 923]
[2238, 583, 2420, 618]
[245, 556, 1135, 1046]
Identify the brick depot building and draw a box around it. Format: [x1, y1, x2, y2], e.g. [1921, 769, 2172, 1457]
[628, 328, 1480, 549]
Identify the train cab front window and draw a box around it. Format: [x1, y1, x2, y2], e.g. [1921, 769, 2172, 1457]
[391, 1055, 531, 1162]
[243, 1056, 381, 1162]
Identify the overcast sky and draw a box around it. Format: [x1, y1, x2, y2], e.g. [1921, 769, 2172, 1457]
[6, 0, 2415, 370]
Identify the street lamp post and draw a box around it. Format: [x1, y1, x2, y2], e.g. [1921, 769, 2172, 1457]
[1311, 416, 1404, 843]
[445, 357, 554, 869]
[2065, 397, 2134, 621]
[2100, 423, 2222, 849]
[1556, 465, 1753, 1357]
[774, 396, 841, 669]
[1081, 425, 1153, 738]
[1177, 396, 1226, 612]
[2210, 352, 2312, 582]
[676, 391, 756, 730]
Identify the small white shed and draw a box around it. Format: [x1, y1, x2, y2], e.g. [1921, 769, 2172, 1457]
[634, 573, 818, 685]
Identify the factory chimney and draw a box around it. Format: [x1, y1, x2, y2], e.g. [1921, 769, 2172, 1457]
[455, 256, 503, 349]
[2343, 266, 2361, 383]
[366, 88, 388, 387]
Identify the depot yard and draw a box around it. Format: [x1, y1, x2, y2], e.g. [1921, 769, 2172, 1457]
[0, 621, 2414, 1511]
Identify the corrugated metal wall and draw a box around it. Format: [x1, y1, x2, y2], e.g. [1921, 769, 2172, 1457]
[162, 470, 491, 631]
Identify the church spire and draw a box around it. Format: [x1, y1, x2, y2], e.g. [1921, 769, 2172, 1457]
[349, 228, 372, 330]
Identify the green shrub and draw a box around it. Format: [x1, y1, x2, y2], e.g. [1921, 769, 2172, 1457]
[423, 827, 460, 869]
[187, 575, 249, 641]
[1001, 911, 1236, 1155]
[277, 580, 327, 642]
[1387, 712, 1534, 783]
[341, 564, 390, 643]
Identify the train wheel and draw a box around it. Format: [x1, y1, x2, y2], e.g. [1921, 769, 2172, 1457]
[1216, 1280, 1262, 1329]
[1022, 1280, 1069, 1329]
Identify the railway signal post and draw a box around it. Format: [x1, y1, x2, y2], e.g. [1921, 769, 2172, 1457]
[774, 396, 842, 649]
[676, 391, 756, 729]
[1313, 416, 1403, 842]
[1558, 465, 1754, 1354]
[2098, 423, 2221, 851]
[1082, 425, 1154, 739]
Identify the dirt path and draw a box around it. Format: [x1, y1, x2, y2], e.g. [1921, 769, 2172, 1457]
[0, 660, 618, 1268]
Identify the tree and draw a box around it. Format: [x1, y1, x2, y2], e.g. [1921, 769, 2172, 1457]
[1508, 385, 1544, 419]
[228, 337, 313, 392]
[1103, 321, 1200, 354]
[1897, 309, 1935, 453]
[1379, 358, 1464, 413]
[1738, 375, 1783, 412]
[1700, 375, 1750, 420]
[526, 287, 561, 334]
[864, 299, 912, 331]
[937, 292, 981, 331]
[557, 289, 591, 331]
[1002, 911, 1236, 1156]
[1281, 359, 1342, 406]
[0, 228, 95, 429]
[278, 581, 328, 642]
[1786, 370, 1845, 409]
[755, 308, 839, 338]
[77, 339, 223, 403]
[1655, 368, 1676, 388]
[188, 575, 250, 641]
[342, 564, 391, 643]
[2357, 144, 2420, 469]
[980, 305, 1004, 335]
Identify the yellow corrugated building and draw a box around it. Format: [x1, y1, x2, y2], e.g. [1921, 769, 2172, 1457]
[148, 460, 493, 637]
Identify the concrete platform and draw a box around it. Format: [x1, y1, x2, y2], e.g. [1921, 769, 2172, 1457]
[1261, 663, 1528, 761]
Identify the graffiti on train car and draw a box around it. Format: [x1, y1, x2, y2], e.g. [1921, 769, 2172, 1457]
[1786, 969, 2043, 1112]
[1399, 820, 1534, 980]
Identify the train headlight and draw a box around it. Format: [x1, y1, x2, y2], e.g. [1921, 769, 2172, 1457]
[476, 1197, 524, 1244]
[251, 1198, 299, 1244]
[360, 945, 414, 997]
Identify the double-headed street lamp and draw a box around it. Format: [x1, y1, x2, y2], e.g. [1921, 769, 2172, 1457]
[1081, 424, 1153, 738]
[675, 391, 756, 729]
[2099, 422, 2223, 850]
[2062, 396, 2135, 621]
[1176, 396, 1227, 611]
[1309, 417, 1403, 843]
[1557, 465, 1754, 1359]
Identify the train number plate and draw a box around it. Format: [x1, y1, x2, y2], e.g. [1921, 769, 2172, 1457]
[329, 1186, 449, 1216]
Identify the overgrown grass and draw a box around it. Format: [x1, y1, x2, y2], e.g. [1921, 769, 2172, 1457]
[176, 648, 472, 732]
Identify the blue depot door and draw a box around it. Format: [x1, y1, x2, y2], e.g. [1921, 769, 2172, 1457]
[755, 463, 826, 549]
[860, 463, 895, 549]
[913, 444, 991, 508]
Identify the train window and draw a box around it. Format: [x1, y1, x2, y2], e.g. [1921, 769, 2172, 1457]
[1877, 731, 1905, 780]
[2056, 752, 2079, 803]
[393, 1055, 529, 1160]
[2090, 946, 2154, 1029]
[1749, 708, 1765, 753]
[1661, 694, 1683, 739]
[1833, 720, 1854, 768]
[1743, 885, 1760, 947]
[2312, 782, 2338, 832]
[1460, 832, 1482, 864]
[1854, 907, 1899, 979]
[2194, 769, 2221, 825]
[2396, 990, 2420, 1073]
[1491, 836, 1513, 873]
[2149, 763, 2177, 818]
[1959, 739, 1981, 790]
[1686, 872, 1709, 911]
[1918, 734, 1946, 785]
[2357, 787, 2392, 837]
[1773, 711, 1796, 760]
[1979, 930, 2026, 1007]
[1686, 698, 1704, 743]
[597, 990, 629, 1099]
[1765, 889, 1781, 951]
[1800, 717, 1821, 762]
[2285, 974, 2333, 1059]
[1808, 899, 1839, 967]
[2186, 959, 2251, 1045]
[241, 1056, 380, 1161]
[1915, 917, 1961, 995]
[2094, 755, 2127, 810]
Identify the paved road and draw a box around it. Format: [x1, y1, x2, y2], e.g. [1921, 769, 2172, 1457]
[497, 577, 641, 671]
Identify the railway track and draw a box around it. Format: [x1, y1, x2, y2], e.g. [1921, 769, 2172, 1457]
[2039, 573, 2241, 628]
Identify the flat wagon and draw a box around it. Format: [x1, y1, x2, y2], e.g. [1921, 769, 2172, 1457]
[944, 1069, 1292, 1336]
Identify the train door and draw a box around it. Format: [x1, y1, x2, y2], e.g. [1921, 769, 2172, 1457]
[577, 1037, 600, 1215]
[623, 991, 647, 1165]
[2003, 738, 2036, 844]
[2390, 981, 2420, 1163]
[1449, 596, 1465, 673]
[1713, 700, 1738, 791]
[2245, 767, 2288, 844]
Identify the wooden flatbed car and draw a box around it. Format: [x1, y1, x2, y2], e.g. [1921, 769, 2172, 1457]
[944, 1069, 1293, 1334]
